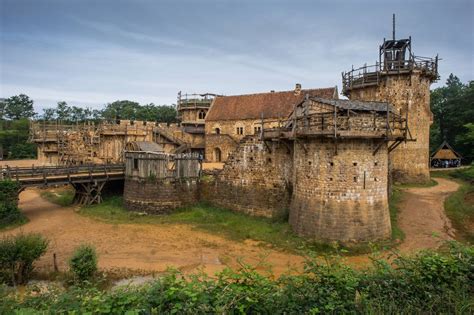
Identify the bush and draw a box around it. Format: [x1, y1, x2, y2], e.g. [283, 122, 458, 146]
[0, 180, 26, 228]
[69, 244, 98, 282]
[0, 233, 48, 285]
[1, 241, 472, 313]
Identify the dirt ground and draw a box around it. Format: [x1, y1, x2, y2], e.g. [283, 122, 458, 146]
[1, 189, 304, 276]
[0, 159, 463, 276]
[398, 177, 459, 252]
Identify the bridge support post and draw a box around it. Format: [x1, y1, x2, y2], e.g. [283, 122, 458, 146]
[72, 181, 105, 205]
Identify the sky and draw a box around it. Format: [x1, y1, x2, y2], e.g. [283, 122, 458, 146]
[1, 0, 473, 113]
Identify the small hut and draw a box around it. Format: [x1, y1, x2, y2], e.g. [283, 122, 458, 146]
[430, 141, 462, 168]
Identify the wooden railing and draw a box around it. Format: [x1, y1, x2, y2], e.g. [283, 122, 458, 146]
[0, 164, 125, 187]
[342, 56, 438, 94]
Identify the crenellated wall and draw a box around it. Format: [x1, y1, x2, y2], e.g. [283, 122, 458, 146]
[348, 72, 432, 183]
[289, 139, 391, 242]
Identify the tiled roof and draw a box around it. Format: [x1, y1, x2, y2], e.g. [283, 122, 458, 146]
[205, 87, 337, 121]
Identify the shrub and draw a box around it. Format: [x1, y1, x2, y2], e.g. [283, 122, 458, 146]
[0, 180, 26, 228]
[0, 233, 48, 285]
[69, 244, 98, 282]
[1, 241, 472, 313]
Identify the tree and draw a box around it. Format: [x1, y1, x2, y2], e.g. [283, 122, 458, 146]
[41, 108, 56, 121]
[430, 75, 474, 162]
[56, 101, 72, 121]
[4, 94, 36, 120]
[102, 100, 140, 121]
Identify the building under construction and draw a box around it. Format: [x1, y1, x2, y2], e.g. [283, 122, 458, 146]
[30, 93, 218, 165]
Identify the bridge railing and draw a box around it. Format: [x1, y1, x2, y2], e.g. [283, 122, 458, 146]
[0, 164, 125, 185]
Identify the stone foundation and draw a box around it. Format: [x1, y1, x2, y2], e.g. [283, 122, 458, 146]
[123, 178, 199, 214]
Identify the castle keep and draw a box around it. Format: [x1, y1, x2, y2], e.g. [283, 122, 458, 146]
[31, 25, 438, 243]
[342, 32, 438, 183]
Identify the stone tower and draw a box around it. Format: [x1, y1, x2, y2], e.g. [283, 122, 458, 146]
[341, 17, 438, 183]
[176, 92, 220, 134]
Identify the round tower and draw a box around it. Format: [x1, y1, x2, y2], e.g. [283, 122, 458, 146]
[342, 17, 438, 183]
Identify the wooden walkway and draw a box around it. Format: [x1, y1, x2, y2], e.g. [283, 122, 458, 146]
[1, 164, 125, 205]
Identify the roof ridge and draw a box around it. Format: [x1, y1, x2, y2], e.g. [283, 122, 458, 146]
[216, 87, 335, 98]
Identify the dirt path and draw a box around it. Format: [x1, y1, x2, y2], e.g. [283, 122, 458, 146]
[397, 177, 459, 252]
[0, 189, 303, 277]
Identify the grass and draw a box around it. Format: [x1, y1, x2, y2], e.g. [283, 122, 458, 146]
[40, 187, 75, 207]
[79, 196, 403, 255]
[432, 165, 474, 243]
[0, 216, 28, 231]
[389, 188, 405, 242]
[80, 197, 334, 254]
[395, 178, 438, 189]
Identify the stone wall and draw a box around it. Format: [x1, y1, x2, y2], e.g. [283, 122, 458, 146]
[201, 136, 293, 218]
[348, 72, 432, 183]
[123, 178, 199, 214]
[205, 118, 283, 162]
[289, 139, 391, 242]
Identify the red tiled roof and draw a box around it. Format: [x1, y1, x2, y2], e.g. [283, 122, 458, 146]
[205, 87, 337, 121]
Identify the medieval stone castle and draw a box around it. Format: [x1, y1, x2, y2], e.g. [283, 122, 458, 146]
[31, 29, 438, 243]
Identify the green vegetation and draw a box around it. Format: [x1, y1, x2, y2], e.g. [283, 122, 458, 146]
[40, 187, 75, 207]
[40, 99, 178, 123]
[0, 241, 472, 314]
[388, 188, 405, 242]
[69, 244, 98, 282]
[0, 119, 36, 159]
[79, 196, 402, 255]
[0, 180, 27, 229]
[395, 178, 438, 189]
[0, 233, 48, 285]
[430, 75, 474, 163]
[433, 166, 474, 243]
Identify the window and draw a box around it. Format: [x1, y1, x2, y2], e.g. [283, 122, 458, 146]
[198, 110, 206, 120]
[236, 127, 244, 135]
[254, 126, 262, 134]
[214, 148, 222, 162]
[215, 127, 221, 134]
[133, 158, 139, 170]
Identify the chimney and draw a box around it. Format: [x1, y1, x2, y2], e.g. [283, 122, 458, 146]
[294, 83, 302, 95]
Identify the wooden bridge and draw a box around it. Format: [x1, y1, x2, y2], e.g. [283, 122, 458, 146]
[0, 164, 125, 205]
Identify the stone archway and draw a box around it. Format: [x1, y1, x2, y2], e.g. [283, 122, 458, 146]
[214, 147, 222, 162]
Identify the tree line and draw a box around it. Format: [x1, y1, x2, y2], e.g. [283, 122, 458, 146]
[0, 96, 177, 159]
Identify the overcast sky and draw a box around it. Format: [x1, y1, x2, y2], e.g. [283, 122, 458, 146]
[1, 0, 473, 113]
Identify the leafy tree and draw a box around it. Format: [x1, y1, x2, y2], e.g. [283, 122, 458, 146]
[41, 108, 56, 121]
[4, 94, 35, 120]
[102, 100, 140, 120]
[430, 75, 474, 162]
[56, 101, 72, 121]
[0, 99, 6, 121]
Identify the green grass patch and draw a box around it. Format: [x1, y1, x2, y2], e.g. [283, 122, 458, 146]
[432, 166, 474, 243]
[395, 178, 438, 189]
[0, 216, 28, 231]
[389, 188, 405, 242]
[80, 197, 402, 255]
[40, 187, 75, 207]
[80, 197, 334, 254]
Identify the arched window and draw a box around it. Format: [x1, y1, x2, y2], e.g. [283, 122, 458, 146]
[215, 127, 221, 134]
[198, 110, 206, 120]
[214, 148, 222, 162]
